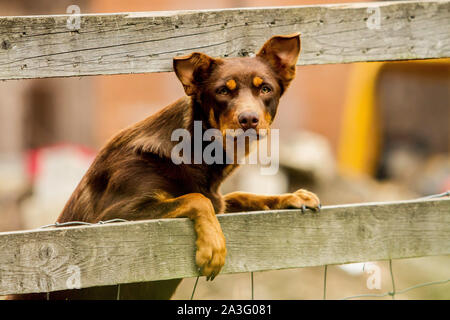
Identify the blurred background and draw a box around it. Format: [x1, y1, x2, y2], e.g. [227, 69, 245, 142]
[0, 0, 448, 299]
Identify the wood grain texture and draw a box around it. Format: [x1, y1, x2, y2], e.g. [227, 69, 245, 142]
[0, 1, 449, 80]
[0, 198, 449, 295]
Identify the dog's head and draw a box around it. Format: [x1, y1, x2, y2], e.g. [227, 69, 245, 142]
[173, 33, 301, 136]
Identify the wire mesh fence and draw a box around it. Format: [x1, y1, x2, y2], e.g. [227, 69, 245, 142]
[2, 191, 447, 300]
[188, 259, 449, 300]
[187, 192, 450, 300]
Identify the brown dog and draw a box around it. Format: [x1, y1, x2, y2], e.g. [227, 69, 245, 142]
[11, 33, 320, 299]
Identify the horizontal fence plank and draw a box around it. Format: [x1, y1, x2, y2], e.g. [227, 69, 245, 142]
[0, 1, 449, 80]
[0, 198, 449, 295]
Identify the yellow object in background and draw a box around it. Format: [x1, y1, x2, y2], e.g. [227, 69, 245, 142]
[338, 58, 450, 177]
[338, 62, 384, 177]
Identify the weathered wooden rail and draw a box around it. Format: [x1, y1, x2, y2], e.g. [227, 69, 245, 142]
[0, 198, 449, 295]
[0, 0, 449, 80]
[0, 0, 449, 296]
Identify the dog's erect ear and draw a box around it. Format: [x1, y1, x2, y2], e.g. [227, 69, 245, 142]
[173, 52, 216, 96]
[257, 33, 301, 91]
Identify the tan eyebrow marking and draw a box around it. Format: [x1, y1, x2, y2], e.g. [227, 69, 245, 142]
[226, 79, 236, 90]
[253, 76, 263, 87]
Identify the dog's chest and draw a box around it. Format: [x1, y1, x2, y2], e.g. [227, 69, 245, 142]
[167, 164, 227, 214]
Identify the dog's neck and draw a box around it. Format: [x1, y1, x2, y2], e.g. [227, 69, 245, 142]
[125, 96, 239, 189]
[190, 96, 240, 189]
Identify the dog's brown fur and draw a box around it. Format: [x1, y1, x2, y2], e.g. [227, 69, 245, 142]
[9, 33, 320, 300]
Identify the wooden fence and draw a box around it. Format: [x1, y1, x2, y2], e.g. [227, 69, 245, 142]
[0, 0, 449, 80]
[0, 198, 449, 295]
[0, 0, 449, 296]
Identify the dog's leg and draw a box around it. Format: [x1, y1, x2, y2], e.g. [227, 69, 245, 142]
[97, 192, 226, 280]
[151, 193, 227, 280]
[99, 193, 226, 300]
[8, 193, 226, 300]
[224, 189, 320, 213]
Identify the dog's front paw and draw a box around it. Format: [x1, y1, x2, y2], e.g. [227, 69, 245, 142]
[278, 189, 321, 212]
[195, 222, 227, 281]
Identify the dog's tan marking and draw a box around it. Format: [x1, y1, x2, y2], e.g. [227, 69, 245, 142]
[253, 76, 263, 87]
[264, 112, 273, 125]
[226, 79, 236, 90]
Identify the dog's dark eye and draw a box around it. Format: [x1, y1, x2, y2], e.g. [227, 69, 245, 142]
[261, 85, 272, 94]
[216, 87, 230, 95]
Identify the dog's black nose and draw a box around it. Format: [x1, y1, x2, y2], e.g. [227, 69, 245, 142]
[238, 111, 259, 130]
